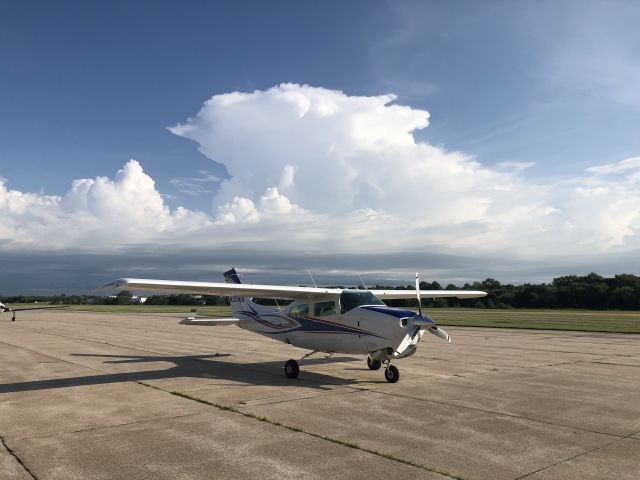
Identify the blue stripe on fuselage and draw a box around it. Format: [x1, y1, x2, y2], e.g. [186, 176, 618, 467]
[245, 312, 388, 339]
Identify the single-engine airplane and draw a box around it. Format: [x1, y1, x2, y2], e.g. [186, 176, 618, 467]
[1, 302, 68, 321]
[103, 269, 486, 383]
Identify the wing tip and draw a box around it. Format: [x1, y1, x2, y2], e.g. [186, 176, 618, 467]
[99, 278, 133, 290]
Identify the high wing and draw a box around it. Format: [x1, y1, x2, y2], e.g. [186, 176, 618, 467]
[369, 289, 487, 299]
[101, 278, 341, 300]
[102, 278, 486, 301]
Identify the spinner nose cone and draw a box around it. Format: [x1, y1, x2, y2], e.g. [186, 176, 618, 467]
[411, 313, 436, 328]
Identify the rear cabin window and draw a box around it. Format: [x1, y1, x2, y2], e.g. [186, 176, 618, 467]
[289, 304, 309, 318]
[339, 291, 385, 314]
[314, 300, 336, 317]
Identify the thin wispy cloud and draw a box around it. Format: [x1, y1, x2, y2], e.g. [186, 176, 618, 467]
[526, 1, 640, 109]
[169, 171, 221, 196]
[497, 161, 535, 171]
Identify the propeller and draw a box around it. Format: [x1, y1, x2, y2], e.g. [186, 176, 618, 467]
[413, 272, 451, 342]
[415, 272, 422, 316]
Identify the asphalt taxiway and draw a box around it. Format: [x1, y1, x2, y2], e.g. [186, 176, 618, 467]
[1, 310, 639, 479]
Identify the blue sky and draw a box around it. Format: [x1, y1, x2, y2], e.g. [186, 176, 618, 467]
[1, 1, 639, 292]
[2, 0, 385, 209]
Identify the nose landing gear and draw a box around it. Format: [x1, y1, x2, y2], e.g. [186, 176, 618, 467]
[367, 355, 400, 383]
[384, 364, 400, 383]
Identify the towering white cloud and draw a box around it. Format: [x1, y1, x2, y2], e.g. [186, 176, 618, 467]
[169, 84, 640, 256]
[1, 84, 639, 276]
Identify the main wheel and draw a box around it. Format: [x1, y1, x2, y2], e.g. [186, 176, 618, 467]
[367, 355, 382, 370]
[284, 359, 300, 379]
[384, 364, 400, 383]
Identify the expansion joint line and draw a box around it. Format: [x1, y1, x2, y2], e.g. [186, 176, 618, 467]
[514, 430, 640, 480]
[158, 388, 466, 480]
[0, 434, 39, 480]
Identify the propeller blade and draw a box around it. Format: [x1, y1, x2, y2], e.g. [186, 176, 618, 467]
[415, 272, 422, 316]
[428, 326, 451, 342]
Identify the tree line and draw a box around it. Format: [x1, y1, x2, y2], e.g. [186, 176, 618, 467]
[383, 273, 640, 310]
[0, 291, 229, 306]
[2, 273, 640, 310]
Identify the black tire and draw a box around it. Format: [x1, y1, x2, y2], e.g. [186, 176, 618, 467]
[384, 364, 400, 383]
[367, 355, 382, 370]
[284, 359, 299, 379]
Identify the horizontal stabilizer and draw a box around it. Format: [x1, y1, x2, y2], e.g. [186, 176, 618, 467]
[179, 317, 239, 326]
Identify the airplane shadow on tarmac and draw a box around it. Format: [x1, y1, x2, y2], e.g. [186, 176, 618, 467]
[0, 353, 368, 394]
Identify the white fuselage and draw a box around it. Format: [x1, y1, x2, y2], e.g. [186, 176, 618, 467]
[231, 296, 425, 357]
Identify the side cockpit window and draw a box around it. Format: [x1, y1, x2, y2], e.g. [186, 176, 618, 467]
[314, 300, 336, 317]
[289, 304, 309, 318]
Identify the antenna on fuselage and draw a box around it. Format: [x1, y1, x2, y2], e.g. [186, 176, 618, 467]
[307, 271, 318, 288]
[358, 274, 368, 290]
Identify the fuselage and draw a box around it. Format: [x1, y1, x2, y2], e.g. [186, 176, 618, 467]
[231, 290, 432, 357]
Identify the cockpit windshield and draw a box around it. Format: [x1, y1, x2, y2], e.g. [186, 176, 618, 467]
[339, 290, 385, 314]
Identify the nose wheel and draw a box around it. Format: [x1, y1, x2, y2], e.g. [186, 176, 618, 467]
[384, 364, 400, 383]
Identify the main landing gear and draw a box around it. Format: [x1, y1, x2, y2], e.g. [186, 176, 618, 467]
[366, 355, 382, 370]
[284, 359, 299, 379]
[284, 350, 322, 379]
[367, 354, 400, 383]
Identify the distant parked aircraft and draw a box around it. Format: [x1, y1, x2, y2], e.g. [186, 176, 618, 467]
[104, 268, 486, 383]
[0, 302, 68, 321]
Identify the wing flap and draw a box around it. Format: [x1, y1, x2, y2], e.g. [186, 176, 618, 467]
[370, 289, 487, 299]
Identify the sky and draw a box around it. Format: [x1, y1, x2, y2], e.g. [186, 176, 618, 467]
[1, 0, 640, 294]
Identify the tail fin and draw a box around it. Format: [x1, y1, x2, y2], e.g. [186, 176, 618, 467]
[223, 268, 260, 317]
[224, 268, 241, 285]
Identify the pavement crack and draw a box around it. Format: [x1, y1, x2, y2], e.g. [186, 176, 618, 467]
[16, 412, 203, 441]
[592, 361, 640, 368]
[1, 434, 38, 480]
[514, 431, 639, 479]
[369, 389, 625, 439]
[162, 389, 466, 480]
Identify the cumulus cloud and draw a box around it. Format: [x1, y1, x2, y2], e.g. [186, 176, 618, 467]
[0, 160, 210, 250]
[1, 84, 640, 286]
[167, 83, 640, 256]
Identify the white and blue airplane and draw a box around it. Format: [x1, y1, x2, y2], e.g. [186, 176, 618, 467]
[103, 269, 486, 383]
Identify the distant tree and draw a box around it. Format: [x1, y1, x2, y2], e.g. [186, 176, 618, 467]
[145, 295, 169, 305]
[115, 290, 133, 305]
